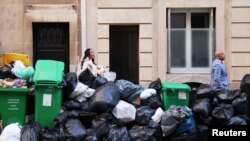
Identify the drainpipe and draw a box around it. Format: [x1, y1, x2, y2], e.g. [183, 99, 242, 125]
[81, 0, 87, 58]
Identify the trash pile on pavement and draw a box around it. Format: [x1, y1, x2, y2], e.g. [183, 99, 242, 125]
[0, 60, 34, 88]
[190, 83, 250, 141]
[0, 59, 249, 141]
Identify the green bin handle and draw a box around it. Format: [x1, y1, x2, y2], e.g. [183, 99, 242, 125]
[35, 83, 63, 88]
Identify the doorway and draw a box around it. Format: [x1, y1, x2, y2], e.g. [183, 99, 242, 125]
[109, 25, 139, 84]
[33, 22, 69, 73]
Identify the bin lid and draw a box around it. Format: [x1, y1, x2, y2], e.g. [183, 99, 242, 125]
[0, 87, 29, 92]
[3, 53, 30, 67]
[33, 60, 64, 84]
[162, 82, 191, 91]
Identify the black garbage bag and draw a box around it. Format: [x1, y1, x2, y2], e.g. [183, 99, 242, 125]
[212, 96, 219, 107]
[66, 72, 78, 86]
[240, 74, 250, 93]
[90, 82, 120, 113]
[161, 106, 186, 136]
[116, 79, 144, 103]
[0, 65, 16, 79]
[227, 116, 247, 125]
[54, 110, 79, 125]
[64, 119, 87, 141]
[148, 77, 162, 93]
[216, 89, 241, 104]
[184, 83, 202, 107]
[54, 112, 68, 125]
[63, 100, 82, 110]
[92, 76, 108, 89]
[66, 110, 79, 118]
[78, 68, 96, 88]
[78, 101, 97, 128]
[84, 129, 98, 141]
[232, 93, 247, 114]
[64, 72, 78, 96]
[161, 113, 179, 136]
[196, 124, 208, 141]
[39, 128, 58, 141]
[135, 106, 156, 125]
[20, 120, 41, 141]
[25, 77, 35, 88]
[242, 114, 250, 124]
[170, 131, 198, 141]
[241, 76, 250, 116]
[141, 95, 163, 109]
[196, 84, 215, 99]
[174, 110, 196, 135]
[80, 101, 90, 111]
[104, 124, 131, 141]
[246, 94, 250, 116]
[92, 113, 111, 140]
[192, 98, 211, 118]
[198, 116, 214, 125]
[107, 112, 127, 127]
[53, 124, 70, 141]
[212, 103, 235, 123]
[79, 111, 97, 128]
[129, 126, 158, 141]
[148, 120, 163, 141]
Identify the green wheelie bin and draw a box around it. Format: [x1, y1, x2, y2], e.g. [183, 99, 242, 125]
[0, 87, 29, 127]
[162, 82, 191, 110]
[33, 60, 64, 128]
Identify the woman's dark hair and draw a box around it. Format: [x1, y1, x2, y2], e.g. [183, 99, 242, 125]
[81, 48, 95, 69]
[83, 48, 91, 60]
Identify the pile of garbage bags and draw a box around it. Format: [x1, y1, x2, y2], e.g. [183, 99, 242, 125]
[6, 68, 166, 141]
[0, 68, 249, 141]
[192, 84, 248, 125]
[189, 75, 250, 141]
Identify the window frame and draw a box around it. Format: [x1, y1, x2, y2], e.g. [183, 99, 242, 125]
[167, 8, 214, 73]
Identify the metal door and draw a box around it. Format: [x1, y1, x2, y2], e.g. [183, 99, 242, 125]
[110, 25, 139, 84]
[33, 22, 69, 73]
